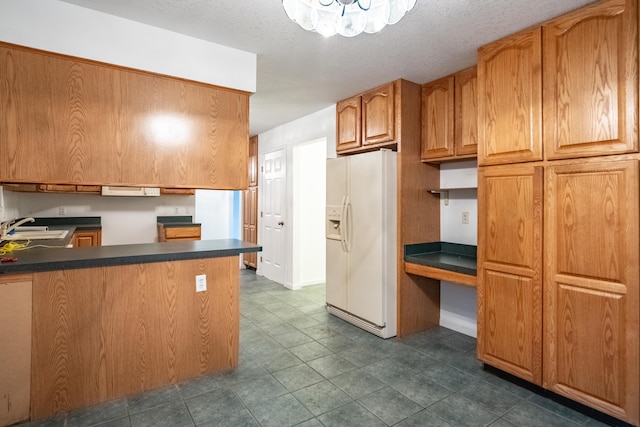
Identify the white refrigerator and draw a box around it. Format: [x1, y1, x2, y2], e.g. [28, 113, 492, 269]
[325, 149, 397, 338]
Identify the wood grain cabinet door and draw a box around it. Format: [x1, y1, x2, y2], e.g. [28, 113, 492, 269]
[543, 0, 638, 160]
[454, 66, 478, 158]
[477, 164, 543, 385]
[336, 96, 362, 153]
[478, 27, 543, 166]
[543, 158, 639, 425]
[362, 82, 395, 146]
[421, 76, 455, 161]
[248, 136, 258, 187]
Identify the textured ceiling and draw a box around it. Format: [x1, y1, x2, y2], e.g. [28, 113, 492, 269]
[60, 0, 594, 135]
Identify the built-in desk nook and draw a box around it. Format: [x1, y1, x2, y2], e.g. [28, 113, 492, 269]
[403, 242, 477, 287]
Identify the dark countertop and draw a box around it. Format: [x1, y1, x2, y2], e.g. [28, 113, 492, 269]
[157, 215, 201, 228]
[0, 239, 261, 274]
[404, 242, 477, 276]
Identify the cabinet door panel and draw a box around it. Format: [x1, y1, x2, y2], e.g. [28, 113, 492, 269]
[421, 76, 454, 160]
[454, 67, 478, 157]
[248, 136, 258, 187]
[478, 28, 542, 165]
[336, 97, 362, 152]
[478, 165, 543, 385]
[362, 82, 395, 146]
[0, 43, 249, 190]
[544, 0, 637, 159]
[544, 159, 639, 424]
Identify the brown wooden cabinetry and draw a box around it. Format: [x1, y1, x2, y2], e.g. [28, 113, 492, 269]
[543, 0, 638, 160]
[72, 229, 102, 247]
[243, 136, 259, 268]
[477, 27, 543, 165]
[477, 164, 543, 385]
[336, 81, 396, 154]
[421, 67, 478, 162]
[0, 42, 249, 190]
[243, 186, 258, 268]
[543, 158, 639, 422]
[248, 135, 258, 187]
[478, 1, 639, 424]
[0, 274, 32, 426]
[157, 225, 201, 242]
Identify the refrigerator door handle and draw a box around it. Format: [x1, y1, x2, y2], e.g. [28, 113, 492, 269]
[344, 198, 352, 253]
[340, 196, 348, 252]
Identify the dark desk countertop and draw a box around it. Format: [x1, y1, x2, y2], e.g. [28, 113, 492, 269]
[0, 239, 261, 274]
[404, 242, 477, 276]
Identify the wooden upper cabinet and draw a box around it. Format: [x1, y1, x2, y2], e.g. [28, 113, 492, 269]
[336, 96, 362, 152]
[478, 27, 543, 166]
[421, 76, 455, 160]
[0, 43, 249, 190]
[477, 164, 543, 385]
[362, 82, 395, 146]
[336, 81, 397, 154]
[248, 135, 258, 187]
[543, 158, 639, 424]
[421, 67, 478, 162]
[454, 66, 478, 157]
[543, 0, 638, 160]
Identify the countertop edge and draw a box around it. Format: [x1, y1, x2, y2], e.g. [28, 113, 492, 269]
[0, 239, 261, 274]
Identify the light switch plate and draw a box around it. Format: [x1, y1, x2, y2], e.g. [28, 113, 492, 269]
[195, 274, 207, 292]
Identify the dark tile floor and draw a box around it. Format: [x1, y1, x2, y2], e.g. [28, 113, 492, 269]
[21, 269, 613, 427]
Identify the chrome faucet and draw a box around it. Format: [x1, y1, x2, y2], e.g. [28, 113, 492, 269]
[0, 217, 35, 237]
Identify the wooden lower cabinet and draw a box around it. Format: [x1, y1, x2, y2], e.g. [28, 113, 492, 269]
[543, 158, 639, 424]
[30, 257, 239, 420]
[72, 229, 102, 247]
[0, 274, 32, 427]
[479, 157, 639, 425]
[477, 164, 543, 385]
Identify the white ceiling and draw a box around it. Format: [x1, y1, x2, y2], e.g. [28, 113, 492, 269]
[60, 0, 594, 136]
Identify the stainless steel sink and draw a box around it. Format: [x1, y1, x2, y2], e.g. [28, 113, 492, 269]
[3, 230, 69, 240]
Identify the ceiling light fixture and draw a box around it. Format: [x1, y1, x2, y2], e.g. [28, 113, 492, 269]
[282, 0, 417, 37]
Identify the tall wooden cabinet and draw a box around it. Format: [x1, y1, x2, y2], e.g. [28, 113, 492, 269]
[477, 0, 639, 424]
[544, 158, 638, 421]
[477, 164, 543, 385]
[243, 136, 259, 269]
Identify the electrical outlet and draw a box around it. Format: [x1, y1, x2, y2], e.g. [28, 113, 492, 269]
[174, 207, 180, 214]
[461, 211, 469, 224]
[195, 274, 207, 292]
[59, 206, 66, 215]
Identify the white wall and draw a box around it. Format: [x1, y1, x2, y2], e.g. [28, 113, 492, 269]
[258, 106, 336, 287]
[439, 160, 478, 337]
[0, 0, 256, 92]
[195, 190, 240, 240]
[1, 189, 238, 245]
[292, 139, 327, 288]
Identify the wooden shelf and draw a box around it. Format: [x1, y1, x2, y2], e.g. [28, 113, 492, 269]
[404, 261, 477, 287]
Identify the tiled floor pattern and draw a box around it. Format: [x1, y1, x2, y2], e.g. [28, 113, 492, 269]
[21, 270, 613, 427]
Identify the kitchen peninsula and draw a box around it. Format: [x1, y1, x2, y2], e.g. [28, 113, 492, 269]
[0, 239, 260, 424]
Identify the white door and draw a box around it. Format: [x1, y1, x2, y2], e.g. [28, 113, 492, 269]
[261, 148, 286, 284]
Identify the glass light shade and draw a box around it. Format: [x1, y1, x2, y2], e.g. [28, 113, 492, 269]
[335, 9, 367, 37]
[282, 0, 415, 37]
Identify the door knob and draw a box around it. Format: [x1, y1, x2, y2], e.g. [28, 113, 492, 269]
[278, 221, 284, 226]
